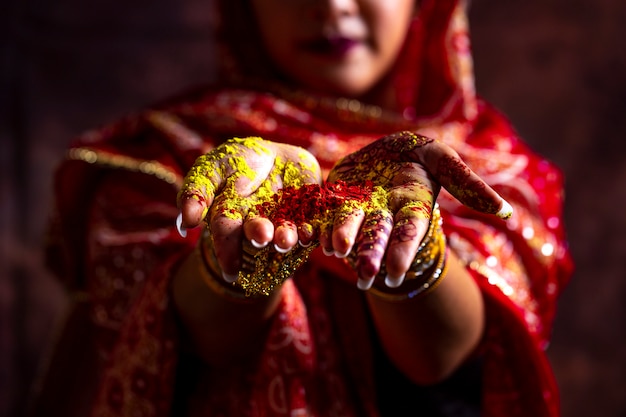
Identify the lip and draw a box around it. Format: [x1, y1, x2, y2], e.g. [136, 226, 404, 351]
[300, 36, 360, 58]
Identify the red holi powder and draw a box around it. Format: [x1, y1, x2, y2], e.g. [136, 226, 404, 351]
[255, 180, 374, 224]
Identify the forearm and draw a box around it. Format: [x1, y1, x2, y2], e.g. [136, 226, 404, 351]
[366, 250, 484, 385]
[171, 247, 281, 367]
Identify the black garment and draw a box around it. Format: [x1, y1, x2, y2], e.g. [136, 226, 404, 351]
[373, 338, 482, 417]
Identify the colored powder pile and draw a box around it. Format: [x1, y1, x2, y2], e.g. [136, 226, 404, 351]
[254, 180, 382, 227]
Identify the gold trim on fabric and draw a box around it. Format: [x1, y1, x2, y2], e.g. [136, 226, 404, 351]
[67, 147, 182, 187]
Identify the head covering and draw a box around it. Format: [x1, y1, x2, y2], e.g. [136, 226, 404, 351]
[215, 0, 476, 122]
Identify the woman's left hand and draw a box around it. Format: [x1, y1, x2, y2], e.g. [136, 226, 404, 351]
[326, 131, 511, 290]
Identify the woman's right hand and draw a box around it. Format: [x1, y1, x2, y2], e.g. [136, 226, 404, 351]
[177, 137, 322, 281]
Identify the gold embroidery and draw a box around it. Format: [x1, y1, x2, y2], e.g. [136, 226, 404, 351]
[67, 147, 182, 187]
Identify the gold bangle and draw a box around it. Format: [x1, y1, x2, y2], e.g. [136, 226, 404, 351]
[367, 204, 449, 302]
[236, 239, 319, 297]
[368, 238, 448, 302]
[199, 227, 319, 298]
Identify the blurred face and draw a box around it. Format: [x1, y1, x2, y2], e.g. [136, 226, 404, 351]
[250, 0, 415, 98]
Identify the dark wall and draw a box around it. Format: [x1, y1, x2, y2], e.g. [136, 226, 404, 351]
[0, 1, 216, 416]
[1, 0, 624, 416]
[469, 2, 626, 416]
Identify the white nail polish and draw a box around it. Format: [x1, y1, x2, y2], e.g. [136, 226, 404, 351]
[335, 249, 350, 259]
[357, 276, 375, 291]
[497, 199, 513, 220]
[322, 247, 335, 257]
[222, 272, 239, 283]
[385, 274, 405, 288]
[298, 240, 312, 248]
[176, 213, 187, 238]
[274, 244, 290, 254]
[250, 239, 268, 249]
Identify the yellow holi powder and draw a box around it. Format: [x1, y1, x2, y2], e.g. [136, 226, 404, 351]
[180, 137, 281, 220]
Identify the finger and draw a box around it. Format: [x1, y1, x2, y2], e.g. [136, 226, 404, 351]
[243, 215, 274, 248]
[353, 209, 393, 289]
[297, 222, 316, 247]
[384, 201, 431, 287]
[384, 181, 434, 286]
[179, 195, 208, 233]
[332, 206, 365, 258]
[209, 213, 244, 283]
[413, 139, 512, 219]
[319, 222, 335, 256]
[208, 188, 249, 281]
[273, 221, 298, 253]
[178, 153, 226, 228]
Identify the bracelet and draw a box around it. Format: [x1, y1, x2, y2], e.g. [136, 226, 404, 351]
[236, 238, 319, 297]
[200, 227, 319, 298]
[366, 204, 449, 301]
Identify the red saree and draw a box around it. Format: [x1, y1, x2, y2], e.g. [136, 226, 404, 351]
[39, 1, 573, 416]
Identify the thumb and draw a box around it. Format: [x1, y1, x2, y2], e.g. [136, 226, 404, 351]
[408, 136, 512, 219]
[177, 153, 226, 229]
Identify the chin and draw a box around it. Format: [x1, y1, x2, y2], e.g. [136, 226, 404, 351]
[305, 77, 374, 99]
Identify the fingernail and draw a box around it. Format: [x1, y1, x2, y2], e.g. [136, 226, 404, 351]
[298, 240, 312, 248]
[176, 213, 187, 238]
[357, 276, 375, 291]
[497, 199, 513, 220]
[250, 239, 268, 249]
[335, 249, 350, 259]
[222, 272, 239, 283]
[322, 247, 335, 257]
[274, 244, 290, 254]
[385, 274, 405, 288]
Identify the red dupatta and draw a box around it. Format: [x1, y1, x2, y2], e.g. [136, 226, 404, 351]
[41, 0, 573, 416]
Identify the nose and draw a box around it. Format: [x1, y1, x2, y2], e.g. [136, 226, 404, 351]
[307, 0, 359, 21]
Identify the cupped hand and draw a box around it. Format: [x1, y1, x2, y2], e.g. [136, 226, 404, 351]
[177, 137, 322, 279]
[326, 131, 512, 290]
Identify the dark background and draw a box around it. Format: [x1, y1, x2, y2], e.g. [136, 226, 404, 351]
[1, 0, 625, 416]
